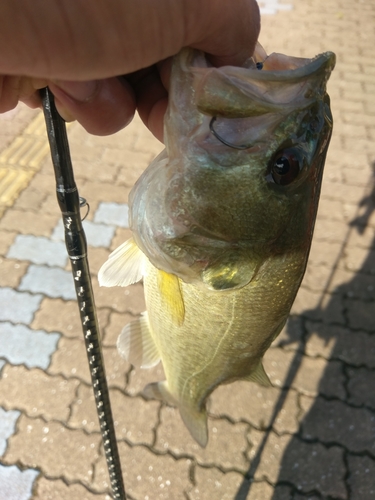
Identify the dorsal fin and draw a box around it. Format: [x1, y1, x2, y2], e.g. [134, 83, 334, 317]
[243, 361, 272, 387]
[98, 237, 145, 287]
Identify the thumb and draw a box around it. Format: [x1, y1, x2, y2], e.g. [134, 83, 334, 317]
[48, 77, 136, 136]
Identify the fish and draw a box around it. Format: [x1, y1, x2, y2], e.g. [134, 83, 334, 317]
[99, 45, 335, 447]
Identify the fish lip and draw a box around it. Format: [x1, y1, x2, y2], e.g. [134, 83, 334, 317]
[247, 52, 336, 83]
[193, 50, 336, 120]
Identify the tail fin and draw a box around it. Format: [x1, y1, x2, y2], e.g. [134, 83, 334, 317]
[143, 381, 209, 448]
[179, 405, 208, 448]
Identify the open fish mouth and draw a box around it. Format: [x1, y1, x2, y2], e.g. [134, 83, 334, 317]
[193, 44, 336, 120]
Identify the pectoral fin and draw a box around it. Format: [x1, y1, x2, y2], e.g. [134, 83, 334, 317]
[202, 254, 258, 291]
[157, 270, 185, 326]
[98, 237, 145, 287]
[244, 361, 272, 387]
[117, 312, 160, 369]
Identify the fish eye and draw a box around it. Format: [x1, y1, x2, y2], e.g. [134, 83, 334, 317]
[269, 149, 301, 186]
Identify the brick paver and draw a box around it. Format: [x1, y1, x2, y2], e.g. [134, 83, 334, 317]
[0, 0, 374, 498]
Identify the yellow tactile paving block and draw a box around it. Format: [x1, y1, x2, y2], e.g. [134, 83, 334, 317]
[0, 111, 72, 219]
[0, 168, 34, 218]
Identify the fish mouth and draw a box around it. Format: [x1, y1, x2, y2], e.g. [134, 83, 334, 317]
[250, 46, 336, 83]
[193, 47, 336, 118]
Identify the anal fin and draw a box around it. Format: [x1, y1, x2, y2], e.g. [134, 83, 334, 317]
[143, 381, 209, 448]
[143, 380, 177, 406]
[243, 361, 272, 387]
[117, 312, 160, 369]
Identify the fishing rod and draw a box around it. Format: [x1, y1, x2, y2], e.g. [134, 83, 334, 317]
[40, 87, 127, 500]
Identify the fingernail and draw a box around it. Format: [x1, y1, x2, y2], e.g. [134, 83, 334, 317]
[53, 80, 98, 102]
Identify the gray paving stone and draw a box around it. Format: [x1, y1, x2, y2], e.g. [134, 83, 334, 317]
[0, 287, 43, 324]
[0, 360, 4, 372]
[93, 202, 129, 228]
[0, 407, 20, 456]
[347, 454, 375, 500]
[51, 219, 115, 248]
[0, 322, 60, 369]
[81, 220, 116, 248]
[19, 264, 76, 300]
[0, 464, 39, 500]
[6, 234, 67, 267]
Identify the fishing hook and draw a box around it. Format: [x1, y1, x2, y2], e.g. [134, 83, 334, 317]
[209, 55, 265, 150]
[209, 56, 268, 150]
[79, 196, 90, 221]
[209, 117, 253, 150]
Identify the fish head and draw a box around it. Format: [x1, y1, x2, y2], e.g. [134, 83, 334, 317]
[130, 47, 335, 290]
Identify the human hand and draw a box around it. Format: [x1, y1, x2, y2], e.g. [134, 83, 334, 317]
[0, 0, 260, 141]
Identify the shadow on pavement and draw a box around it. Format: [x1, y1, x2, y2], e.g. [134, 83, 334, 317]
[235, 164, 375, 499]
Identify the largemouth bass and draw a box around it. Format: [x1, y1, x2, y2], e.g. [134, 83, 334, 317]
[99, 45, 335, 447]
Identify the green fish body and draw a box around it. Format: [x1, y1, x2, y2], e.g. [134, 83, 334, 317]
[99, 46, 335, 447]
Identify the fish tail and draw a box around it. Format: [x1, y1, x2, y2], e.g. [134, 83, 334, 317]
[143, 381, 209, 448]
[179, 405, 208, 448]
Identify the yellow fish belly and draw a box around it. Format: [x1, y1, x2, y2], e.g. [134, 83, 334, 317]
[139, 251, 304, 446]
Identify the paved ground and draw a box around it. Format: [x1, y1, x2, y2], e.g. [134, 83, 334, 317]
[0, 0, 374, 499]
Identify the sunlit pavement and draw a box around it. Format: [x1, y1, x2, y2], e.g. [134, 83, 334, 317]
[0, 1, 374, 498]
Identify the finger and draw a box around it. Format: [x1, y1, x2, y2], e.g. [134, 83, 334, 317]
[126, 64, 170, 142]
[48, 77, 136, 136]
[0, 0, 260, 80]
[0, 76, 46, 113]
[188, 0, 261, 67]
